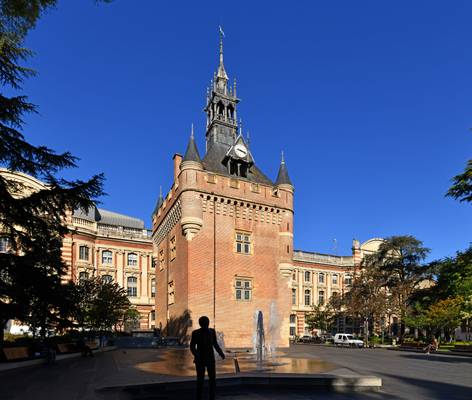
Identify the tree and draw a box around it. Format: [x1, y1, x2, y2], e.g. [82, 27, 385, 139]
[425, 297, 463, 339]
[74, 278, 131, 333]
[364, 236, 430, 338]
[0, 3, 107, 345]
[306, 304, 333, 334]
[446, 159, 472, 203]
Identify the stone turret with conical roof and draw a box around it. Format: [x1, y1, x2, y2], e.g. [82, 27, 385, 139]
[275, 151, 293, 189]
[181, 124, 203, 171]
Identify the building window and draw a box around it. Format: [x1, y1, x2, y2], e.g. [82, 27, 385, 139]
[332, 291, 338, 298]
[102, 274, 113, 283]
[344, 274, 352, 286]
[332, 274, 338, 285]
[78, 271, 89, 282]
[292, 272, 297, 281]
[292, 289, 297, 305]
[170, 236, 176, 261]
[150, 310, 155, 321]
[127, 277, 138, 297]
[235, 232, 251, 254]
[318, 273, 325, 284]
[102, 250, 113, 265]
[78, 245, 89, 261]
[168, 281, 175, 305]
[318, 290, 325, 305]
[159, 249, 165, 270]
[151, 279, 156, 298]
[304, 290, 311, 306]
[290, 314, 296, 324]
[0, 237, 10, 253]
[290, 326, 296, 336]
[304, 271, 310, 282]
[127, 253, 138, 266]
[235, 278, 252, 301]
[151, 256, 157, 268]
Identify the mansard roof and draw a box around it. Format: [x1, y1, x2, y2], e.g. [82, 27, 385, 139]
[73, 206, 145, 229]
[202, 142, 273, 185]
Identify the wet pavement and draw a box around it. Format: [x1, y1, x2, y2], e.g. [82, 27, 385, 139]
[135, 348, 337, 376]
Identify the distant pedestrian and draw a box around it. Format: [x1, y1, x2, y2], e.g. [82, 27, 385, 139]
[190, 316, 225, 400]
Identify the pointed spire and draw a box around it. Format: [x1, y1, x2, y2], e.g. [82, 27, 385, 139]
[247, 131, 250, 146]
[239, 118, 243, 135]
[233, 77, 237, 97]
[183, 123, 202, 163]
[153, 186, 164, 216]
[275, 151, 293, 187]
[217, 26, 228, 80]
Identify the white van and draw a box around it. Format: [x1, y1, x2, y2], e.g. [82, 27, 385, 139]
[334, 333, 364, 348]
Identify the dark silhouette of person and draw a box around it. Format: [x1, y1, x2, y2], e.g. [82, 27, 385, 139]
[190, 316, 225, 400]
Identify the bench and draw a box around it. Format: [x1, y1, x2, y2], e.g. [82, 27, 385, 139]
[2, 346, 30, 361]
[454, 344, 472, 353]
[56, 343, 78, 354]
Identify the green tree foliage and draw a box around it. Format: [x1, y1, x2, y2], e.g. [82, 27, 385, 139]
[0, 2, 107, 344]
[446, 159, 472, 203]
[74, 278, 131, 333]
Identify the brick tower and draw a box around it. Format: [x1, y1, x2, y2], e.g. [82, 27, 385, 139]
[152, 32, 294, 348]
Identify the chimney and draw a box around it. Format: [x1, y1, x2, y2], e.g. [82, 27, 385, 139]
[173, 153, 183, 183]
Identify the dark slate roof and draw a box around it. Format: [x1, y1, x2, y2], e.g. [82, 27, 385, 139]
[152, 194, 164, 216]
[275, 161, 293, 186]
[183, 135, 202, 163]
[73, 206, 145, 229]
[202, 142, 273, 185]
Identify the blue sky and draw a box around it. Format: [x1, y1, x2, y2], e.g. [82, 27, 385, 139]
[17, 0, 472, 260]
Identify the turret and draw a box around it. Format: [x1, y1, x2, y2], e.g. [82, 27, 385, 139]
[181, 124, 203, 172]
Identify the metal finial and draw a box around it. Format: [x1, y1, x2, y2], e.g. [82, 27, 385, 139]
[233, 77, 237, 96]
[247, 131, 250, 146]
[191, 123, 194, 139]
[281, 151, 285, 164]
[239, 118, 243, 135]
[159, 185, 162, 198]
[219, 25, 225, 66]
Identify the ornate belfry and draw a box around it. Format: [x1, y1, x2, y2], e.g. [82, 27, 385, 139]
[202, 31, 257, 180]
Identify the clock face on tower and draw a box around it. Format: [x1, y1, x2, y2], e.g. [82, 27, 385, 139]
[234, 143, 248, 159]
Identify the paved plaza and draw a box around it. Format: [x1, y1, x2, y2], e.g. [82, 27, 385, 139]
[0, 345, 471, 399]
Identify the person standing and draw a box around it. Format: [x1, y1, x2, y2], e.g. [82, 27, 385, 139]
[190, 316, 225, 400]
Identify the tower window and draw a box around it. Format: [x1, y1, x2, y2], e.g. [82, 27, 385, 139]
[168, 281, 175, 305]
[235, 277, 252, 301]
[79, 245, 89, 261]
[235, 232, 251, 254]
[170, 236, 177, 261]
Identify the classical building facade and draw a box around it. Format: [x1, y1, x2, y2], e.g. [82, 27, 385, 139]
[0, 168, 155, 332]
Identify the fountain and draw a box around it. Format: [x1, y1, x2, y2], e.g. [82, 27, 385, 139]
[255, 310, 265, 363]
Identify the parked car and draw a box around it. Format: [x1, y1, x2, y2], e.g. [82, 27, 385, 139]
[334, 333, 364, 348]
[297, 335, 315, 343]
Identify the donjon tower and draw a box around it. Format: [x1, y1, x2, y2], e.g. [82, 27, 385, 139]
[152, 33, 294, 348]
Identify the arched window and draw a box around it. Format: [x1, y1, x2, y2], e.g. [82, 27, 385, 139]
[151, 279, 156, 298]
[0, 237, 10, 253]
[318, 273, 325, 284]
[79, 271, 89, 282]
[344, 274, 352, 286]
[304, 290, 311, 306]
[127, 253, 138, 266]
[127, 276, 137, 297]
[102, 250, 112, 265]
[79, 245, 89, 261]
[304, 271, 311, 282]
[332, 274, 338, 285]
[102, 274, 113, 283]
[318, 290, 325, 305]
